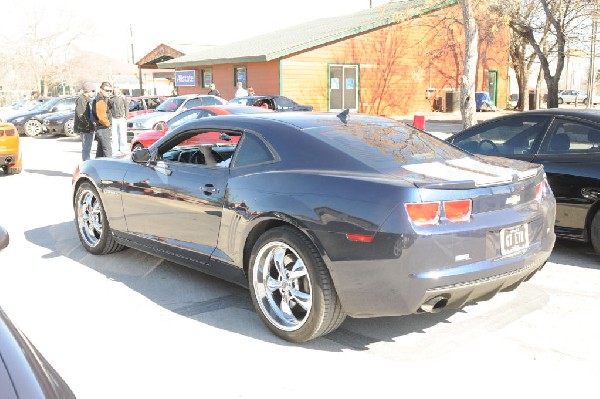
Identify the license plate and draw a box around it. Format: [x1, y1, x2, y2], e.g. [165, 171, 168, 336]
[500, 224, 529, 255]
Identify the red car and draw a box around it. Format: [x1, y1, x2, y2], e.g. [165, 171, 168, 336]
[127, 95, 167, 118]
[130, 104, 272, 150]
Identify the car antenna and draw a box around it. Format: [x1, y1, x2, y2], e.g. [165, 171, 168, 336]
[337, 108, 350, 124]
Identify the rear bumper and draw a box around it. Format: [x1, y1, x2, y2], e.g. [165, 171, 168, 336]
[325, 227, 555, 318]
[0, 153, 18, 166]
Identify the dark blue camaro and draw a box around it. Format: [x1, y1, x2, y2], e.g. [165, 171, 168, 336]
[72, 112, 556, 342]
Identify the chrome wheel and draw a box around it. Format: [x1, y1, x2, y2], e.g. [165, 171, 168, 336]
[252, 241, 312, 332]
[77, 188, 103, 248]
[64, 119, 77, 137]
[24, 119, 42, 136]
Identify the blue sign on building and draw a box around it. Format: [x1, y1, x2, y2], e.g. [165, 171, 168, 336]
[175, 70, 196, 87]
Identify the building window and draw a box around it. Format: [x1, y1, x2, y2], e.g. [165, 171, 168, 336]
[234, 66, 247, 88]
[201, 69, 213, 89]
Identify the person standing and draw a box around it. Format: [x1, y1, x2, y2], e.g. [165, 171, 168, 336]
[92, 82, 113, 158]
[207, 83, 220, 97]
[109, 85, 129, 156]
[74, 82, 96, 161]
[234, 82, 248, 98]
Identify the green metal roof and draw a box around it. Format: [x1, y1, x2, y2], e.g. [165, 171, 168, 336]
[158, 0, 456, 69]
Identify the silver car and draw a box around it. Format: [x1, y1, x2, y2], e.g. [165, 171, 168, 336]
[126, 94, 227, 141]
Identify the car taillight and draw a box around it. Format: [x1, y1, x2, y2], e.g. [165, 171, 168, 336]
[535, 176, 551, 203]
[405, 202, 440, 226]
[443, 199, 472, 223]
[3, 128, 16, 136]
[406, 199, 473, 226]
[72, 165, 80, 185]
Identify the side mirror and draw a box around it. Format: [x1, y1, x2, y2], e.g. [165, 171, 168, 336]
[155, 121, 167, 132]
[132, 148, 151, 163]
[0, 225, 9, 251]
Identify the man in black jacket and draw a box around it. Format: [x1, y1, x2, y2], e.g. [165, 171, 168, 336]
[74, 82, 96, 161]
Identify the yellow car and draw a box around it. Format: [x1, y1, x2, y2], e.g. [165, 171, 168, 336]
[0, 123, 22, 175]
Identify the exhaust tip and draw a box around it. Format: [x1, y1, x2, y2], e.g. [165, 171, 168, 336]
[420, 295, 448, 313]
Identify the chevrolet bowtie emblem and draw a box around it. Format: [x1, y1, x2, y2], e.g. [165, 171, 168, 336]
[506, 194, 520, 205]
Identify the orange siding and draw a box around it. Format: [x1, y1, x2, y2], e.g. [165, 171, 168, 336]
[175, 61, 280, 100]
[282, 3, 509, 115]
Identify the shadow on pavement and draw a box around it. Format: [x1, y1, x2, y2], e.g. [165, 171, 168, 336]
[24, 220, 459, 351]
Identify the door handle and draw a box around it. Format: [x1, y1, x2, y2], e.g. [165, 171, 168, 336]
[202, 184, 218, 194]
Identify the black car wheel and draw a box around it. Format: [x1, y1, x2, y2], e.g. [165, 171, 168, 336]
[74, 182, 125, 255]
[249, 226, 346, 342]
[558, 98, 564, 104]
[591, 212, 600, 255]
[24, 120, 42, 137]
[64, 119, 77, 137]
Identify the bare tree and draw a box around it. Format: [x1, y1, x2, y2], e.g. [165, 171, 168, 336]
[459, 0, 478, 128]
[504, 0, 592, 108]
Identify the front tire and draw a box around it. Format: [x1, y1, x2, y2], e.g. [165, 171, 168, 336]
[132, 142, 145, 152]
[64, 119, 77, 137]
[74, 182, 125, 255]
[249, 226, 345, 342]
[24, 119, 42, 137]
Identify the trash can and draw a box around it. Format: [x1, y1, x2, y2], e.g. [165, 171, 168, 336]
[528, 90, 536, 110]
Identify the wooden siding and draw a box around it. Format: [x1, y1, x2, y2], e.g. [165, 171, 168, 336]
[282, 3, 509, 115]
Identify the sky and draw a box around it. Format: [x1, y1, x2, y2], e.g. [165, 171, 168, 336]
[3, 0, 391, 64]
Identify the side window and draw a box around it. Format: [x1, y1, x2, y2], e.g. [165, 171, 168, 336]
[275, 97, 294, 110]
[540, 120, 600, 154]
[452, 116, 548, 155]
[129, 100, 142, 111]
[159, 130, 240, 167]
[232, 133, 275, 167]
[202, 96, 219, 106]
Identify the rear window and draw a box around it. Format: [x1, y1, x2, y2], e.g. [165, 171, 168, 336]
[307, 122, 467, 173]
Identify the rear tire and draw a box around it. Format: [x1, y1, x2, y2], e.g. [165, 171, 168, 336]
[74, 181, 125, 255]
[591, 211, 600, 255]
[558, 98, 564, 104]
[248, 226, 346, 342]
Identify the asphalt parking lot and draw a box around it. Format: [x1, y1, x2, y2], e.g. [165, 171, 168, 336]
[0, 132, 598, 398]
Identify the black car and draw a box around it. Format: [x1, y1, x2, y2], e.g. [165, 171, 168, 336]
[0, 225, 76, 398]
[228, 95, 313, 111]
[72, 112, 555, 342]
[447, 108, 600, 253]
[6, 96, 77, 137]
[42, 111, 77, 137]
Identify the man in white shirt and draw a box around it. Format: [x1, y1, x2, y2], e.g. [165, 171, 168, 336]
[234, 82, 248, 98]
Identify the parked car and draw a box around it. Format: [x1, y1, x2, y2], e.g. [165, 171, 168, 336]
[6, 96, 77, 136]
[583, 93, 600, 105]
[475, 91, 496, 112]
[126, 94, 227, 140]
[0, 98, 48, 123]
[558, 89, 586, 105]
[42, 111, 77, 137]
[446, 108, 600, 253]
[0, 123, 22, 175]
[0, 225, 76, 398]
[127, 95, 167, 118]
[228, 95, 313, 111]
[73, 111, 555, 342]
[130, 104, 273, 150]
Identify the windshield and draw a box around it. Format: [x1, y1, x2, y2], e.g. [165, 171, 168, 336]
[37, 97, 61, 112]
[155, 98, 185, 112]
[307, 121, 467, 174]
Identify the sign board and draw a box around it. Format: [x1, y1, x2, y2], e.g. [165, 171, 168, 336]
[175, 70, 196, 87]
